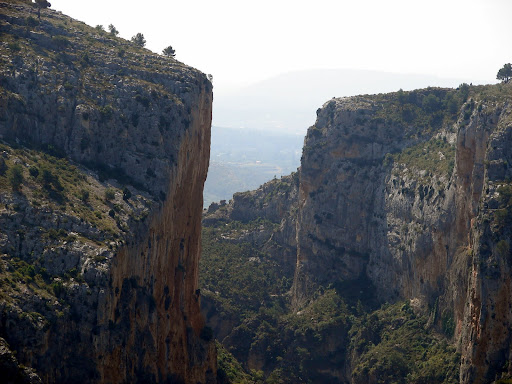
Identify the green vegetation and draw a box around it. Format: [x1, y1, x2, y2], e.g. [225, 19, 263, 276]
[162, 45, 176, 58]
[366, 87, 469, 139]
[391, 135, 455, 180]
[7, 164, 24, 191]
[201, 215, 460, 383]
[217, 341, 261, 384]
[0, 255, 59, 304]
[204, 279, 460, 383]
[200, 218, 288, 320]
[35, 0, 51, 20]
[25, 15, 39, 28]
[51, 35, 70, 50]
[78, 188, 90, 202]
[497, 63, 512, 83]
[0, 142, 145, 242]
[108, 24, 119, 36]
[131, 33, 146, 47]
[104, 188, 116, 201]
[123, 186, 132, 200]
[350, 302, 459, 384]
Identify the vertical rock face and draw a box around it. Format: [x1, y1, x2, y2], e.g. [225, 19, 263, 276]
[98, 88, 215, 383]
[202, 85, 512, 382]
[292, 97, 404, 306]
[289, 86, 512, 382]
[459, 108, 512, 383]
[0, 1, 215, 382]
[292, 93, 461, 308]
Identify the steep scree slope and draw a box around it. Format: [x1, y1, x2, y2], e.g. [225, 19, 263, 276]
[0, 1, 215, 382]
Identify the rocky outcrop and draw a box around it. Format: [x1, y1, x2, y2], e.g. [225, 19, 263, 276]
[459, 106, 512, 383]
[0, 337, 42, 384]
[292, 87, 512, 383]
[204, 172, 299, 277]
[0, 1, 215, 382]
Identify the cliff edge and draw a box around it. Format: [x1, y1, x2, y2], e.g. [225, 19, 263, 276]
[0, 1, 215, 382]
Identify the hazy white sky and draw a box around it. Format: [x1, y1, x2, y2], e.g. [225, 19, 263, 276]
[49, 0, 510, 94]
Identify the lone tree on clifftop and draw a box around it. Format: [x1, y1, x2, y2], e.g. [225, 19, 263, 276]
[108, 24, 119, 36]
[35, 0, 51, 20]
[162, 45, 176, 58]
[497, 63, 512, 83]
[131, 33, 146, 47]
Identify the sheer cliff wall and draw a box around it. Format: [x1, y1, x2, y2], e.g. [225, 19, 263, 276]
[203, 85, 512, 383]
[0, 1, 215, 382]
[291, 87, 512, 383]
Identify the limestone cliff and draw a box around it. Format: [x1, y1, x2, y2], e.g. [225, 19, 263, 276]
[292, 86, 512, 383]
[202, 84, 512, 383]
[458, 98, 512, 383]
[0, 1, 215, 382]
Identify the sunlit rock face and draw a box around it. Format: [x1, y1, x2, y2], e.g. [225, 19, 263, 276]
[0, 1, 216, 382]
[291, 89, 512, 383]
[205, 83, 512, 383]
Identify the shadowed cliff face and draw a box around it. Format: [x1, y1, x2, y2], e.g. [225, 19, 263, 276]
[459, 107, 512, 384]
[99, 88, 214, 383]
[0, 1, 215, 382]
[292, 98, 400, 306]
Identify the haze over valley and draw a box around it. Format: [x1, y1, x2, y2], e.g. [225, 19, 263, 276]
[205, 69, 485, 206]
[204, 126, 302, 207]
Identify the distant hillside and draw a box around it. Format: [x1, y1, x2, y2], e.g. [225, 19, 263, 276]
[213, 69, 482, 134]
[203, 126, 303, 206]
